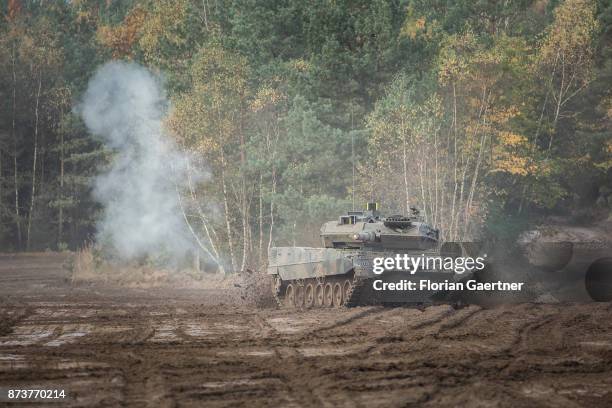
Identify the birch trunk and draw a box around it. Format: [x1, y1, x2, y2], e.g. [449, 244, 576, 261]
[464, 123, 489, 235]
[402, 119, 410, 213]
[26, 73, 42, 250]
[58, 115, 65, 245]
[426, 155, 434, 224]
[240, 188, 249, 272]
[186, 164, 225, 273]
[268, 166, 276, 255]
[220, 150, 237, 272]
[449, 83, 458, 240]
[258, 173, 264, 266]
[548, 54, 565, 152]
[11, 46, 21, 249]
[462, 88, 490, 237]
[176, 182, 223, 273]
[418, 145, 427, 221]
[266, 116, 280, 257]
[433, 128, 439, 227]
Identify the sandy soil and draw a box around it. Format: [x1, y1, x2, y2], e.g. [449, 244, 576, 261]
[1, 253, 612, 407]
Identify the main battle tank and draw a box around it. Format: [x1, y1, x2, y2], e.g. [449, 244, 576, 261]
[268, 203, 462, 307]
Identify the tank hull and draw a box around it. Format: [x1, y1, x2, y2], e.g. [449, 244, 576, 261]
[268, 246, 459, 306]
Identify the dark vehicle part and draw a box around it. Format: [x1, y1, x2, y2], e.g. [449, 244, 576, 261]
[585, 258, 612, 302]
[517, 223, 612, 302]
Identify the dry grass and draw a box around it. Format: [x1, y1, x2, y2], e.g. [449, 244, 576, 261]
[70, 244, 215, 288]
[71, 243, 96, 283]
[69, 246, 277, 308]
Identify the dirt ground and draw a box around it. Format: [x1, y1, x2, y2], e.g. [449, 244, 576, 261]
[1, 254, 612, 407]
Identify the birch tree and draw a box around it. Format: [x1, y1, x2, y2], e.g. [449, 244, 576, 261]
[167, 44, 251, 273]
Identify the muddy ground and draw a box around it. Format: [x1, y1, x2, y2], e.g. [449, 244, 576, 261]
[1, 253, 611, 407]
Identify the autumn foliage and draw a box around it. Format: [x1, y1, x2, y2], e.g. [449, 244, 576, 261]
[0, 0, 610, 262]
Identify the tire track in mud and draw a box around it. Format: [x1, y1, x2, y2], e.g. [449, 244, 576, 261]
[95, 312, 318, 407]
[301, 305, 458, 344]
[307, 305, 569, 405]
[269, 344, 364, 408]
[220, 309, 378, 407]
[257, 306, 479, 406]
[272, 346, 325, 406]
[252, 313, 277, 338]
[119, 351, 176, 408]
[204, 310, 343, 407]
[354, 305, 476, 347]
[481, 305, 562, 358]
[497, 305, 612, 384]
[300, 306, 385, 336]
[3, 254, 612, 407]
[513, 314, 558, 351]
[0, 305, 34, 337]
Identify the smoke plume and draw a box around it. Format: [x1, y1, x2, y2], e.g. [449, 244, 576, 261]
[79, 61, 196, 261]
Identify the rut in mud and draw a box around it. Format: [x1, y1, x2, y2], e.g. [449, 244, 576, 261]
[1, 253, 611, 407]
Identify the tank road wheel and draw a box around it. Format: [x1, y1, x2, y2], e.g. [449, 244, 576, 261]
[315, 283, 325, 307]
[332, 282, 343, 307]
[323, 282, 334, 307]
[304, 283, 315, 308]
[285, 284, 296, 308]
[295, 285, 305, 308]
[342, 280, 352, 305]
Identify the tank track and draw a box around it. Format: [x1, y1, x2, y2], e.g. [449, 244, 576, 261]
[343, 268, 373, 307]
[273, 271, 368, 308]
[273, 276, 283, 308]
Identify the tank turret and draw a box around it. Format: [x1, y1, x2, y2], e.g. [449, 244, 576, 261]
[320, 203, 439, 250]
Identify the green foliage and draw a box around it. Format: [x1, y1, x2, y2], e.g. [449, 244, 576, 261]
[0, 0, 610, 258]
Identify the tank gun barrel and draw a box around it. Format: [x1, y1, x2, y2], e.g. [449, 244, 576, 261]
[352, 231, 378, 242]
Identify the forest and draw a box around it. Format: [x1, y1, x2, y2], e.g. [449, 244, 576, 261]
[0, 0, 610, 273]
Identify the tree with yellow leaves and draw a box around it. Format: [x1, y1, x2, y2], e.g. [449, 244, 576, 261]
[536, 0, 598, 152]
[167, 43, 251, 273]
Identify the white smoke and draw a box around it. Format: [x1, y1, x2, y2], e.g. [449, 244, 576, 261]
[79, 61, 196, 261]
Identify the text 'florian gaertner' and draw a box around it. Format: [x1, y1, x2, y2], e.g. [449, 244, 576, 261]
[373, 279, 525, 292]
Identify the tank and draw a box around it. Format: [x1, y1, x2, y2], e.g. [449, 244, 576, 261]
[267, 203, 465, 307]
